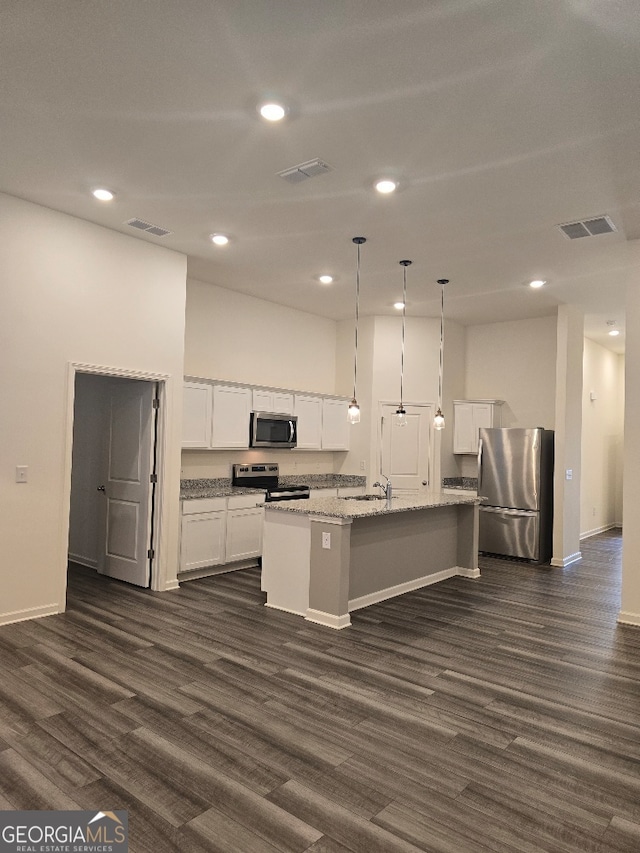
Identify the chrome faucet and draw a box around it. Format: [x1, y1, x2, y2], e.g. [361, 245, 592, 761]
[373, 474, 392, 500]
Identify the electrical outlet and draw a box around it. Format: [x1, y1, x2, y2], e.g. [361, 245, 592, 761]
[566, 469, 573, 481]
[322, 532, 331, 549]
[360, 460, 366, 470]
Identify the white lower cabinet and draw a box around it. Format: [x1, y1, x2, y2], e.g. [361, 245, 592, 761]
[226, 508, 264, 562]
[180, 498, 227, 572]
[225, 494, 265, 562]
[180, 494, 265, 575]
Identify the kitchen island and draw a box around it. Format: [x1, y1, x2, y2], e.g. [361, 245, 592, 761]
[261, 492, 481, 629]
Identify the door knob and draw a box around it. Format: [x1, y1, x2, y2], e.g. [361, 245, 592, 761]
[97, 485, 106, 492]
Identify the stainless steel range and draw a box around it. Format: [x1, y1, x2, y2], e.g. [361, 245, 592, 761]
[232, 463, 310, 501]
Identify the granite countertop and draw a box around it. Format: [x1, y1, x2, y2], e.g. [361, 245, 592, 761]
[263, 491, 480, 519]
[180, 473, 366, 500]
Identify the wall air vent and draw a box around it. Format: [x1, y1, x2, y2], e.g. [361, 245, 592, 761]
[277, 158, 333, 184]
[557, 215, 616, 240]
[125, 218, 172, 237]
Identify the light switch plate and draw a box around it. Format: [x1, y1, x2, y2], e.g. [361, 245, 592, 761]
[16, 465, 28, 483]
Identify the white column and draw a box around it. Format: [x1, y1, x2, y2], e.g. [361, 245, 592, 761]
[551, 305, 584, 567]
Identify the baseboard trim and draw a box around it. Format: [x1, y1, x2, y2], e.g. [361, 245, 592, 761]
[178, 558, 259, 583]
[550, 551, 582, 568]
[349, 567, 461, 612]
[618, 611, 640, 628]
[265, 602, 306, 617]
[580, 524, 618, 541]
[456, 566, 481, 579]
[0, 603, 60, 627]
[68, 553, 98, 569]
[163, 580, 180, 591]
[305, 609, 351, 630]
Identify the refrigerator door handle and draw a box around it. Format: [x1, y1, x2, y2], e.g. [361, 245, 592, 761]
[477, 438, 483, 493]
[479, 506, 537, 517]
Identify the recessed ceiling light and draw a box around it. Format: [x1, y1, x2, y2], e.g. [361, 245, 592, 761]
[318, 275, 333, 285]
[210, 233, 230, 246]
[529, 279, 546, 289]
[259, 102, 287, 122]
[394, 301, 405, 310]
[92, 188, 114, 202]
[609, 329, 620, 337]
[375, 179, 397, 195]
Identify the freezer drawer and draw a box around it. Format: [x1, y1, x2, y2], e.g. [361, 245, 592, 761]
[479, 505, 540, 561]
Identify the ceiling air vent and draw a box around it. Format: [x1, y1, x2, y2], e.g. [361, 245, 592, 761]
[277, 158, 333, 184]
[125, 218, 172, 237]
[557, 215, 616, 240]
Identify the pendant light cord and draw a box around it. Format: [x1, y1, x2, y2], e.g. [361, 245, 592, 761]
[399, 265, 408, 408]
[353, 242, 361, 401]
[438, 283, 444, 409]
[436, 279, 448, 413]
[352, 237, 366, 402]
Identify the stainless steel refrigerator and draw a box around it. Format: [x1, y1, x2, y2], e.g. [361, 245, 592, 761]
[478, 427, 554, 563]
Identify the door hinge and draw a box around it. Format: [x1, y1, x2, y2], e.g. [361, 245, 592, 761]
[152, 398, 160, 409]
[147, 548, 155, 560]
[150, 474, 158, 484]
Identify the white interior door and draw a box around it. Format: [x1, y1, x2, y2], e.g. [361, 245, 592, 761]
[98, 379, 155, 587]
[380, 404, 432, 493]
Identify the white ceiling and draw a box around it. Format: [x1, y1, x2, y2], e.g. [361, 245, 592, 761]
[2, 0, 639, 353]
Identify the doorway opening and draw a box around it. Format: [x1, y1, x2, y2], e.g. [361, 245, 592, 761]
[67, 371, 160, 593]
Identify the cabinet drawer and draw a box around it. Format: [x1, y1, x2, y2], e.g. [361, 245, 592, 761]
[182, 497, 227, 515]
[227, 493, 266, 510]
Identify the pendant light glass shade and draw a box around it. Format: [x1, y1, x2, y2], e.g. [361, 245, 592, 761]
[395, 260, 412, 427]
[349, 237, 366, 424]
[434, 279, 448, 431]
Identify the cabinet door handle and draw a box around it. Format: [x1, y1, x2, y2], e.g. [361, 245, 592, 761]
[97, 485, 106, 492]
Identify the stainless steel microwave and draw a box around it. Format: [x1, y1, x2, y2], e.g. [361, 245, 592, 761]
[249, 411, 298, 448]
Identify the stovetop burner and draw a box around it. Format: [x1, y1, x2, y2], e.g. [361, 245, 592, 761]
[232, 463, 310, 501]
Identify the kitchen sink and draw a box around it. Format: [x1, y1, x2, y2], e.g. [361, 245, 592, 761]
[341, 494, 388, 501]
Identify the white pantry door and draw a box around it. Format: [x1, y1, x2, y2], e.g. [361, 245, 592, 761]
[380, 404, 433, 493]
[98, 379, 155, 587]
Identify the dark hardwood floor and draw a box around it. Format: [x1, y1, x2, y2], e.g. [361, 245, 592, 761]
[1, 530, 640, 852]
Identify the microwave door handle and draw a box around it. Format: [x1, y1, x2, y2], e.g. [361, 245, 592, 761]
[288, 420, 294, 443]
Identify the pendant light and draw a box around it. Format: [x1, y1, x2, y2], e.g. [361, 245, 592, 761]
[434, 278, 448, 430]
[348, 237, 366, 424]
[395, 260, 412, 427]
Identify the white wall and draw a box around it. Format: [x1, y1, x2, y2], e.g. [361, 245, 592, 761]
[552, 305, 584, 567]
[182, 278, 341, 479]
[580, 339, 624, 537]
[0, 193, 187, 624]
[465, 316, 558, 428]
[334, 314, 465, 484]
[185, 278, 337, 392]
[621, 252, 640, 625]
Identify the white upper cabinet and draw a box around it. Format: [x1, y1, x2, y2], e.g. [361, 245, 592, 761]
[321, 398, 350, 450]
[182, 382, 213, 448]
[294, 394, 323, 450]
[211, 385, 252, 448]
[183, 379, 349, 451]
[453, 400, 503, 454]
[252, 389, 294, 414]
